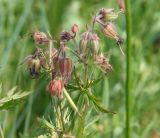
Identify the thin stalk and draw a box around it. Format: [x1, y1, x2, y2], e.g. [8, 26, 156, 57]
[125, 0, 132, 138]
[63, 88, 81, 116]
[51, 97, 62, 130]
[47, 32, 53, 71]
[59, 100, 65, 132]
[84, 63, 88, 85]
[49, 40, 52, 67]
[0, 126, 4, 138]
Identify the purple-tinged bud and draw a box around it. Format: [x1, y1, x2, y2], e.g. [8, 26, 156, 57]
[98, 8, 119, 21]
[54, 57, 72, 85]
[33, 31, 49, 45]
[79, 31, 100, 58]
[60, 31, 73, 42]
[48, 78, 64, 97]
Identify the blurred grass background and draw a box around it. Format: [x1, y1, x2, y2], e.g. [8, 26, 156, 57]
[0, 0, 160, 137]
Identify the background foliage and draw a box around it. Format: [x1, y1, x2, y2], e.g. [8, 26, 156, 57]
[0, 0, 160, 137]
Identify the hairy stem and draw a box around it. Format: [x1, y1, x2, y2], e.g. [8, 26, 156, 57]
[125, 0, 132, 137]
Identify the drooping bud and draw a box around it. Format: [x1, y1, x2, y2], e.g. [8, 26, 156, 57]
[28, 58, 41, 77]
[21, 48, 46, 77]
[60, 31, 73, 42]
[102, 23, 125, 56]
[102, 22, 123, 44]
[71, 24, 79, 33]
[96, 53, 112, 72]
[79, 31, 100, 59]
[33, 48, 47, 68]
[98, 8, 119, 21]
[48, 78, 64, 97]
[33, 31, 50, 45]
[54, 57, 72, 85]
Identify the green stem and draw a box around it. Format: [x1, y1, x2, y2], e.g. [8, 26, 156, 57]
[63, 88, 81, 116]
[125, 0, 132, 138]
[0, 126, 4, 138]
[59, 100, 65, 132]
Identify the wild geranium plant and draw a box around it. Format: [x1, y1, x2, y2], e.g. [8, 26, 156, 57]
[22, 7, 124, 137]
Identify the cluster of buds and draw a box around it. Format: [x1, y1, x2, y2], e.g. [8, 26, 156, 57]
[22, 7, 124, 98]
[60, 24, 79, 43]
[78, 30, 100, 59]
[48, 26, 75, 96]
[95, 8, 125, 56]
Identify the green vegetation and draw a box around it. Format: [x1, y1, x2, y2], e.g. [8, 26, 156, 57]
[0, 0, 160, 138]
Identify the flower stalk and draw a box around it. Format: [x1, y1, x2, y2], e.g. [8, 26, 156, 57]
[125, 0, 132, 137]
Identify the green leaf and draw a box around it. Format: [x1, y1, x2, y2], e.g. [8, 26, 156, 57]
[7, 86, 17, 97]
[37, 117, 55, 131]
[92, 100, 115, 114]
[0, 87, 31, 110]
[82, 89, 101, 102]
[63, 88, 81, 116]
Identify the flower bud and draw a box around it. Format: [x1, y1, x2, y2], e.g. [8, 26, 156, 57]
[28, 58, 41, 77]
[96, 53, 112, 72]
[60, 31, 73, 42]
[33, 31, 49, 45]
[102, 22, 123, 45]
[54, 57, 72, 85]
[71, 24, 79, 33]
[98, 8, 119, 21]
[79, 31, 100, 58]
[48, 78, 64, 97]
